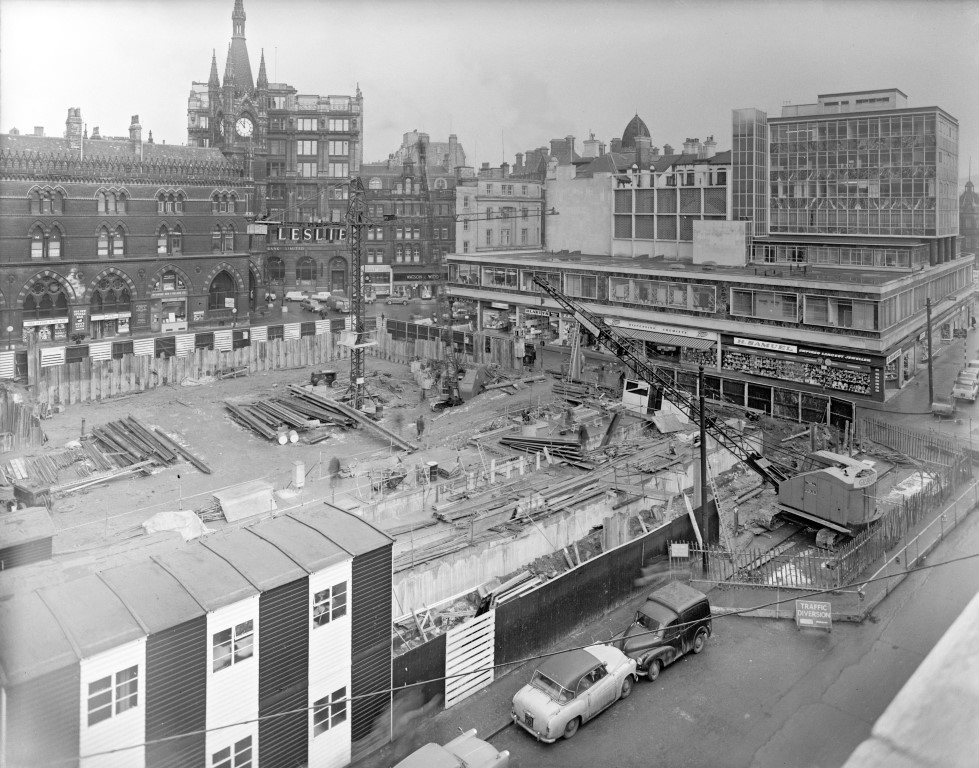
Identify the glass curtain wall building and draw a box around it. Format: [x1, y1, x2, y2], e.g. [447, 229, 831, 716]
[735, 89, 960, 269]
[732, 108, 769, 238]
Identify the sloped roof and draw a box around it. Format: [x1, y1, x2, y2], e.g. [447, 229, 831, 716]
[0, 132, 228, 163]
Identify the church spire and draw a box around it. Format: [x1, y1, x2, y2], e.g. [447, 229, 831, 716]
[208, 49, 220, 89]
[232, 0, 246, 38]
[257, 48, 268, 89]
[223, 43, 234, 88]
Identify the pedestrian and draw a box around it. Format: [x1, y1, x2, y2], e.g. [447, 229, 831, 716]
[416, 414, 426, 438]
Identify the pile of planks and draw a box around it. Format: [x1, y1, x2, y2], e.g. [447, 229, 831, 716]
[552, 380, 598, 403]
[88, 417, 210, 475]
[499, 434, 586, 462]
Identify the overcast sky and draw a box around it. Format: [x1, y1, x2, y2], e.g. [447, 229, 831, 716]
[2, 0, 978, 182]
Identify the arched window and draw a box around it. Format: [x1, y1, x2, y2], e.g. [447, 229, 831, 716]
[98, 227, 110, 258]
[31, 228, 44, 259]
[91, 277, 132, 314]
[227, 194, 236, 214]
[211, 193, 220, 215]
[160, 269, 186, 292]
[369, 178, 382, 190]
[29, 190, 41, 215]
[24, 278, 69, 320]
[207, 271, 236, 310]
[212, 226, 222, 252]
[97, 191, 108, 214]
[267, 256, 285, 281]
[48, 228, 62, 259]
[116, 191, 127, 215]
[171, 226, 182, 255]
[395, 183, 402, 194]
[111, 226, 125, 257]
[175, 193, 185, 214]
[157, 226, 169, 255]
[395, 245, 403, 262]
[435, 178, 447, 190]
[296, 256, 316, 282]
[223, 227, 235, 252]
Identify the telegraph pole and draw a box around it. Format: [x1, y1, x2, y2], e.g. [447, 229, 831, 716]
[346, 178, 369, 410]
[926, 297, 934, 406]
[698, 365, 710, 549]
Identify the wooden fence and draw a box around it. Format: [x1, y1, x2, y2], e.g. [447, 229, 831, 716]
[860, 416, 965, 466]
[0, 389, 45, 454]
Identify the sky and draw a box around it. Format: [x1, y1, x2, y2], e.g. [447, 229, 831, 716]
[2, 0, 978, 182]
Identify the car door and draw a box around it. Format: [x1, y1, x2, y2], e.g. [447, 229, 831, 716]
[662, 619, 683, 665]
[581, 665, 615, 719]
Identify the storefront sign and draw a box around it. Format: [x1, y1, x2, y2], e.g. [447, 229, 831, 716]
[90, 312, 132, 321]
[798, 347, 875, 365]
[885, 349, 902, 365]
[224, 298, 236, 309]
[72, 309, 87, 332]
[402, 273, 441, 281]
[735, 337, 798, 354]
[150, 290, 188, 300]
[491, 302, 510, 310]
[523, 308, 553, 317]
[614, 319, 710, 339]
[23, 317, 69, 328]
[795, 600, 832, 632]
[275, 225, 346, 243]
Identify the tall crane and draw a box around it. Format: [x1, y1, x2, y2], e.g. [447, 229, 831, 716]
[531, 276, 881, 541]
[345, 177, 371, 410]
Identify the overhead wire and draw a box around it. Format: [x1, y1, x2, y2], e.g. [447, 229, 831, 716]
[52, 548, 979, 765]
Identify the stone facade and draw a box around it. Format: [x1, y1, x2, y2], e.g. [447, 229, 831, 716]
[0, 112, 256, 347]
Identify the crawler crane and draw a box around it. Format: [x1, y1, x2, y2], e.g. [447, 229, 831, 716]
[532, 276, 881, 544]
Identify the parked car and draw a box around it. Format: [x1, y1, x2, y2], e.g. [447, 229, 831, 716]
[386, 295, 410, 305]
[393, 728, 509, 768]
[511, 644, 637, 742]
[952, 371, 979, 401]
[284, 291, 307, 302]
[613, 581, 712, 680]
[967, 359, 979, 371]
[299, 298, 323, 312]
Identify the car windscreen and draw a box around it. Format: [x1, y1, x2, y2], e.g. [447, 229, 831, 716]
[530, 671, 574, 704]
[638, 601, 679, 631]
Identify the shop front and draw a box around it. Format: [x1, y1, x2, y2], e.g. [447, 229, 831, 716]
[481, 301, 513, 331]
[884, 345, 917, 389]
[614, 319, 718, 368]
[517, 306, 559, 342]
[391, 267, 442, 300]
[720, 335, 886, 401]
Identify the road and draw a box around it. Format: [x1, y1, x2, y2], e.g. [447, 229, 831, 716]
[488, 508, 979, 768]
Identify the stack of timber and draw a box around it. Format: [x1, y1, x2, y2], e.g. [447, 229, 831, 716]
[552, 380, 598, 404]
[88, 417, 211, 476]
[499, 434, 585, 463]
[287, 385, 419, 452]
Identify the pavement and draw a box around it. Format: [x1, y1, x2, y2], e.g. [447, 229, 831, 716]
[353, 330, 979, 768]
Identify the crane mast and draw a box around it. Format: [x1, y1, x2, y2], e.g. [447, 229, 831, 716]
[531, 276, 791, 489]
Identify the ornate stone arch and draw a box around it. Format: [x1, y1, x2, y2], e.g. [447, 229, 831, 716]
[89, 266, 137, 297]
[148, 263, 193, 293]
[17, 269, 77, 304]
[202, 261, 244, 294]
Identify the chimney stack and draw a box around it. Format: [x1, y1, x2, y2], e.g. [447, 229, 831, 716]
[683, 137, 700, 155]
[65, 108, 83, 153]
[663, 143, 674, 155]
[91, 126, 101, 139]
[565, 135, 576, 157]
[634, 136, 652, 168]
[33, 126, 44, 137]
[129, 115, 142, 146]
[582, 132, 600, 159]
[702, 135, 716, 158]
[501, 162, 510, 178]
[515, 152, 524, 172]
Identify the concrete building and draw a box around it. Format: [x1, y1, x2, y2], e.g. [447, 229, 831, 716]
[360, 132, 466, 299]
[446, 90, 973, 409]
[187, 0, 363, 297]
[0, 110, 254, 356]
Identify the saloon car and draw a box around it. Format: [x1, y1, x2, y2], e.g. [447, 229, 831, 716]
[393, 728, 509, 768]
[511, 644, 637, 742]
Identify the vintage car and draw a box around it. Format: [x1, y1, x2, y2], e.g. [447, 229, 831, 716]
[393, 728, 509, 768]
[511, 644, 637, 742]
[613, 581, 712, 680]
[952, 370, 979, 402]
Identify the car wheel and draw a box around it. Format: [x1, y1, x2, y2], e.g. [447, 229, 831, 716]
[693, 628, 708, 654]
[647, 659, 662, 681]
[562, 717, 581, 740]
[620, 676, 634, 700]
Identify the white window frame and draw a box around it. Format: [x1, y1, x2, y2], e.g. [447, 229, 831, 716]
[212, 620, 254, 672]
[312, 687, 347, 737]
[312, 582, 348, 628]
[86, 665, 138, 727]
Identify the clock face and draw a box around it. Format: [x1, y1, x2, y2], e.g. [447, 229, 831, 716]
[236, 117, 254, 138]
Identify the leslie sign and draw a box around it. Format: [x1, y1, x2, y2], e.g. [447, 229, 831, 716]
[275, 225, 347, 243]
[795, 599, 832, 632]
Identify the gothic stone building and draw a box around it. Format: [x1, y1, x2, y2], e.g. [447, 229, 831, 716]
[0, 109, 254, 350]
[187, 0, 364, 296]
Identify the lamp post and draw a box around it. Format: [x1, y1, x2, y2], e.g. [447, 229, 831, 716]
[5, 325, 12, 350]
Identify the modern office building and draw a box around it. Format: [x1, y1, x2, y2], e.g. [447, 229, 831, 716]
[447, 91, 972, 411]
[187, 0, 363, 297]
[0, 110, 254, 351]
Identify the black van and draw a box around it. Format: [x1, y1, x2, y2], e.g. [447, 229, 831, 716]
[614, 581, 712, 680]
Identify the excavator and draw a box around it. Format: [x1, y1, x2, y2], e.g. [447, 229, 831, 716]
[532, 276, 882, 545]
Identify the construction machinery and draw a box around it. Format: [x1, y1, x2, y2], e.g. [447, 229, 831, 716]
[531, 276, 881, 542]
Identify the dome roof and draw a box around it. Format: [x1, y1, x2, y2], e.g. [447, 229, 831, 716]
[961, 180, 979, 211]
[621, 114, 650, 150]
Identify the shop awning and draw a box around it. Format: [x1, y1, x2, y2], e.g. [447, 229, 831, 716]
[620, 329, 715, 349]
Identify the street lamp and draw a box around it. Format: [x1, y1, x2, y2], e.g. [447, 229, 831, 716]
[5, 325, 13, 350]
